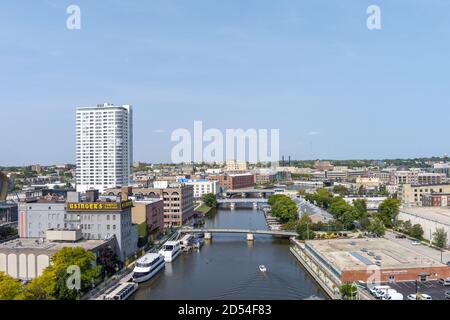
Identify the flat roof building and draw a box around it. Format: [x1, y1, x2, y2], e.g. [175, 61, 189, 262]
[294, 238, 450, 287]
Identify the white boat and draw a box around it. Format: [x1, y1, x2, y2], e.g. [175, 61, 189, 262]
[132, 253, 165, 283]
[158, 241, 181, 262]
[259, 265, 267, 272]
[180, 234, 194, 250]
[104, 281, 138, 300]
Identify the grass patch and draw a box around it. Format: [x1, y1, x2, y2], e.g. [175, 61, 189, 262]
[196, 204, 212, 214]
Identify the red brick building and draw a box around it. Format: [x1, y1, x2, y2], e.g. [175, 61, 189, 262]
[207, 173, 255, 191]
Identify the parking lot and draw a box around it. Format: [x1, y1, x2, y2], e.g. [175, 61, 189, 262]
[379, 281, 449, 300]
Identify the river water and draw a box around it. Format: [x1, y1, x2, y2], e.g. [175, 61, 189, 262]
[130, 208, 325, 300]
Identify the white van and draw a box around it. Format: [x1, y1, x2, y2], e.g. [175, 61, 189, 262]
[382, 292, 403, 300]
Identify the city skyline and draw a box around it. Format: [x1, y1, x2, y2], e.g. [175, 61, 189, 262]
[2, 1, 450, 166]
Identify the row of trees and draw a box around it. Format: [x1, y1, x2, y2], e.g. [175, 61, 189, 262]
[396, 221, 448, 248]
[302, 188, 402, 237]
[0, 246, 119, 300]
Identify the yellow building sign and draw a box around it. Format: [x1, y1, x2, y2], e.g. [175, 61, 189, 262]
[67, 201, 133, 211]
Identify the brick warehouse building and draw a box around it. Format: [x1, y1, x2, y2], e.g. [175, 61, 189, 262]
[207, 173, 255, 191]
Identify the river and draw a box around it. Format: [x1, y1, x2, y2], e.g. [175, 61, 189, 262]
[130, 208, 325, 300]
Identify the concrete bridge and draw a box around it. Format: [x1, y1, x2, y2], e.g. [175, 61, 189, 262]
[217, 198, 268, 209]
[179, 227, 297, 241]
[225, 188, 276, 199]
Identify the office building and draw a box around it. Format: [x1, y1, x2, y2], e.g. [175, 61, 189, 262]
[105, 185, 195, 228]
[76, 103, 133, 193]
[398, 183, 450, 206]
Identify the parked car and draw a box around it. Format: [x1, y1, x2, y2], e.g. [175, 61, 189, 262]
[445, 291, 450, 300]
[407, 294, 432, 300]
[395, 234, 406, 239]
[438, 278, 450, 286]
[370, 285, 391, 296]
[411, 241, 421, 246]
[382, 292, 404, 300]
[447, 261, 450, 266]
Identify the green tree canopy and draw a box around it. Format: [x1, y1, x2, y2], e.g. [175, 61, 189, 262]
[201, 193, 217, 208]
[378, 198, 400, 227]
[295, 214, 316, 240]
[333, 185, 349, 197]
[432, 228, 448, 249]
[410, 224, 424, 239]
[0, 272, 24, 300]
[367, 216, 386, 237]
[352, 199, 368, 216]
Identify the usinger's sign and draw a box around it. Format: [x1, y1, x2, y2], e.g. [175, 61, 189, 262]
[67, 200, 133, 211]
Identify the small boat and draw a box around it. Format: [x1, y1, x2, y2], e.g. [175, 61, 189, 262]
[193, 237, 204, 250]
[259, 265, 267, 272]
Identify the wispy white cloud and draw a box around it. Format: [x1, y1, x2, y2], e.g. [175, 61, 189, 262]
[307, 131, 320, 136]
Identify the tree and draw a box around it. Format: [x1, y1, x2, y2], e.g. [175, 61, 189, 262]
[97, 246, 122, 278]
[295, 214, 316, 240]
[367, 217, 386, 237]
[333, 185, 349, 197]
[340, 283, 358, 300]
[402, 220, 412, 234]
[353, 199, 367, 216]
[378, 198, 400, 227]
[38, 247, 102, 300]
[304, 189, 333, 209]
[329, 197, 359, 229]
[271, 198, 298, 222]
[202, 193, 217, 208]
[358, 185, 365, 196]
[432, 228, 448, 249]
[410, 224, 424, 239]
[0, 272, 24, 300]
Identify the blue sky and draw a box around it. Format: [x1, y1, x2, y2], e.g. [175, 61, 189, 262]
[1, 0, 450, 165]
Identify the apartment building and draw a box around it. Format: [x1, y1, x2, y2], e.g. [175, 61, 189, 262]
[398, 183, 450, 206]
[76, 103, 133, 193]
[392, 171, 446, 185]
[225, 160, 247, 171]
[105, 185, 195, 228]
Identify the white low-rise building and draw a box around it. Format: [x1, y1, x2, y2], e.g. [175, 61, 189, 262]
[178, 178, 219, 199]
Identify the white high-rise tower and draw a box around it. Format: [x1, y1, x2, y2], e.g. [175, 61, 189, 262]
[76, 103, 133, 193]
